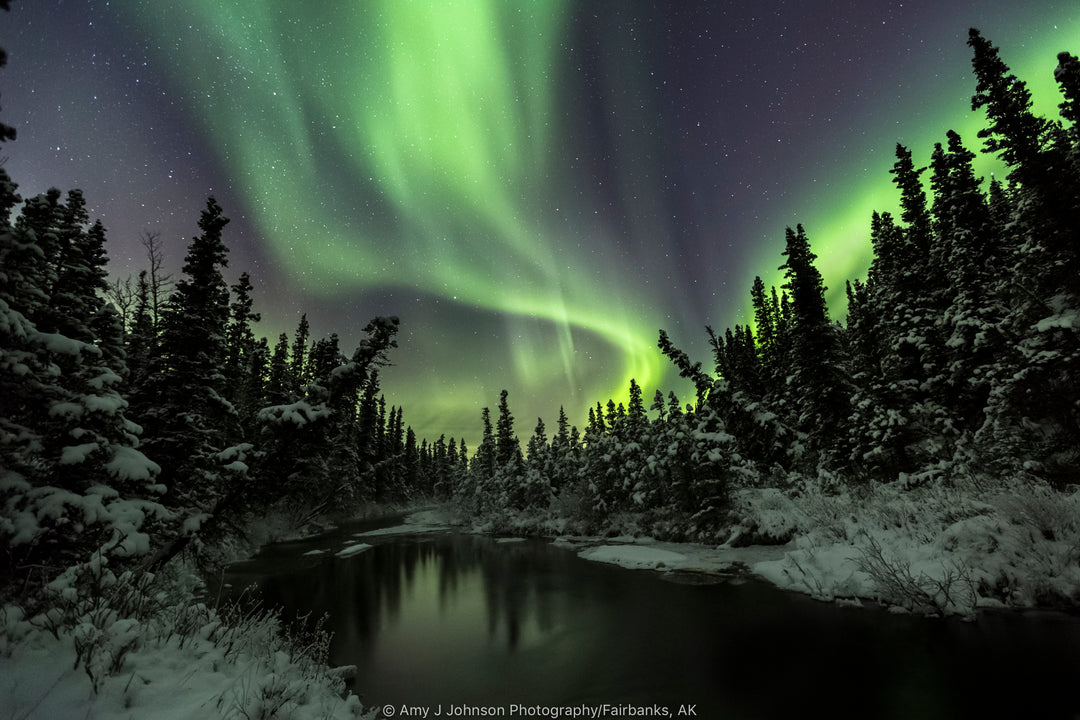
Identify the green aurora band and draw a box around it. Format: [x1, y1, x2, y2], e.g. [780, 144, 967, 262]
[119, 2, 1077, 445]
[125, 0, 677, 434]
[745, 15, 1080, 322]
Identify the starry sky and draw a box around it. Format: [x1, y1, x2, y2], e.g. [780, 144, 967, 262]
[3, 1, 1076, 449]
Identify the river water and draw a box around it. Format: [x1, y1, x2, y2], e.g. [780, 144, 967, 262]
[221, 514, 1080, 719]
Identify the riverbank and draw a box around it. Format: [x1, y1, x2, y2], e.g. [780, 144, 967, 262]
[5, 480, 1072, 719]
[456, 476, 1080, 618]
[0, 504, 442, 720]
[0, 500, 460, 720]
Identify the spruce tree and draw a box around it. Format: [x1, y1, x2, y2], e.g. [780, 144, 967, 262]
[495, 389, 521, 468]
[929, 130, 1001, 433]
[474, 407, 495, 478]
[890, 144, 933, 254]
[1056, 51, 1080, 139]
[626, 378, 647, 430]
[135, 197, 232, 510]
[265, 333, 291, 405]
[1, 179, 162, 590]
[968, 29, 1051, 185]
[290, 313, 310, 393]
[224, 271, 261, 425]
[778, 224, 851, 464]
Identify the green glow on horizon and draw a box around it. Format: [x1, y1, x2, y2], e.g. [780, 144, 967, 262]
[741, 17, 1080, 329]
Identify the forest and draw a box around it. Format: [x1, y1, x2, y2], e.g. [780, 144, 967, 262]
[1, 17, 1079, 719]
[441, 30, 1080, 545]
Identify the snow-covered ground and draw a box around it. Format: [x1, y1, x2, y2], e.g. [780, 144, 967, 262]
[567, 535, 787, 577]
[567, 478, 1080, 617]
[0, 512, 458, 720]
[350, 508, 454, 539]
[0, 601, 372, 720]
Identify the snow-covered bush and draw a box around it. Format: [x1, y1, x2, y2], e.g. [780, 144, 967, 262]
[754, 475, 1080, 616]
[725, 487, 808, 546]
[1, 560, 374, 719]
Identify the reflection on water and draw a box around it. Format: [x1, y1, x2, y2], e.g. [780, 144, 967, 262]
[222, 521, 1080, 719]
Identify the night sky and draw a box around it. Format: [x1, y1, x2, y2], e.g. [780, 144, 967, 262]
[3, 1, 1075, 449]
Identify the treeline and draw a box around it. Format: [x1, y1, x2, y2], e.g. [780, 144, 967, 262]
[439, 30, 1079, 539]
[0, 184, 435, 595]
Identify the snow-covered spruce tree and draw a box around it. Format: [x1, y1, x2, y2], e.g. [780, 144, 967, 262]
[460, 406, 495, 512]
[403, 427, 420, 493]
[576, 400, 633, 522]
[494, 388, 521, 469]
[289, 312, 311, 395]
[778, 224, 853, 469]
[680, 396, 750, 540]
[223, 270, 263, 431]
[0, 176, 163, 598]
[515, 418, 554, 512]
[548, 405, 576, 497]
[844, 147, 955, 482]
[132, 197, 233, 515]
[706, 321, 793, 473]
[123, 270, 154, 388]
[265, 332, 291, 405]
[354, 368, 385, 499]
[967, 31, 1080, 485]
[620, 379, 663, 512]
[844, 259, 920, 480]
[928, 130, 1003, 444]
[482, 389, 522, 511]
[253, 317, 399, 521]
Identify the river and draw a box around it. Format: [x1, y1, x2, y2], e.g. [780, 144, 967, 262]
[220, 513, 1080, 719]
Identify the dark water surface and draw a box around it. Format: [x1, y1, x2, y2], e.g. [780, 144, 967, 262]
[221, 516, 1080, 719]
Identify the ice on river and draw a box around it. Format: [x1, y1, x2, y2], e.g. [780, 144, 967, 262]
[335, 542, 373, 558]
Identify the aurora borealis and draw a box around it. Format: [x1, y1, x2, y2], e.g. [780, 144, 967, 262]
[4, 1, 1077, 448]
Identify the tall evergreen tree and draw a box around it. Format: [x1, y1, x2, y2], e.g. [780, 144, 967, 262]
[495, 389, 521, 468]
[290, 313, 310, 393]
[1, 178, 162, 591]
[224, 271, 261, 424]
[890, 144, 933, 254]
[1056, 51, 1080, 139]
[135, 197, 232, 510]
[968, 29, 1052, 186]
[778, 224, 851, 464]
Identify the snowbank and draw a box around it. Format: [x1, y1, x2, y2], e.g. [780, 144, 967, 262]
[565, 480, 1080, 618]
[579, 544, 688, 570]
[0, 562, 377, 720]
[572, 536, 789, 578]
[352, 508, 454, 538]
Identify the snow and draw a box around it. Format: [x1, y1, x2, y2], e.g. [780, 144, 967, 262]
[59, 442, 98, 464]
[352, 508, 454, 538]
[105, 446, 162, 482]
[575, 539, 787, 577]
[335, 542, 373, 558]
[1035, 308, 1078, 332]
[579, 545, 688, 570]
[49, 401, 84, 418]
[83, 391, 126, 413]
[257, 400, 332, 428]
[0, 602, 375, 720]
[563, 480, 1080, 618]
[38, 329, 87, 356]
